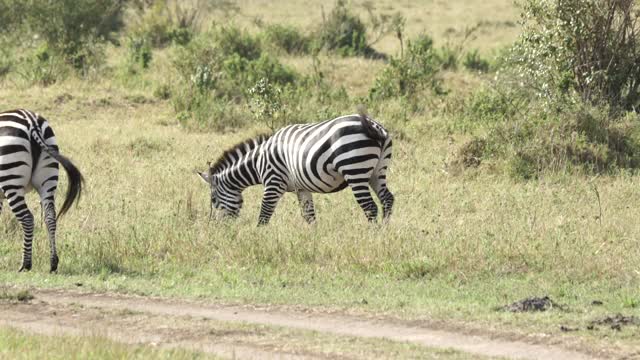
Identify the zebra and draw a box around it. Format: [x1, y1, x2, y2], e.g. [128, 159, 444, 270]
[198, 112, 394, 225]
[0, 109, 83, 272]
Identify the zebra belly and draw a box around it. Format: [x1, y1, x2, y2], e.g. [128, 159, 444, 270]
[291, 171, 348, 194]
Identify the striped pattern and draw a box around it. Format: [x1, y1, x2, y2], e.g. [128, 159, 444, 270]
[0, 109, 83, 272]
[199, 113, 394, 225]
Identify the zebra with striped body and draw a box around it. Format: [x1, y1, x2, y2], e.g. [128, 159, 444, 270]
[198, 113, 394, 225]
[0, 109, 83, 272]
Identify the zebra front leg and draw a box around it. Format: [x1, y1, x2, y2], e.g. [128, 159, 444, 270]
[41, 199, 59, 272]
[257, 182, 286, 226]
[346, 178, 378, 222]
[296, 190, 316, 224]
[6, 190, 35, 272]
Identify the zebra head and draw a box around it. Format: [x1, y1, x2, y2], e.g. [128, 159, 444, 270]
[197, 169, 243, 219]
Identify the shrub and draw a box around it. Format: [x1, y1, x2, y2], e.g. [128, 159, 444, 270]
[463, 49, 490, 72]
[262, 24, 311, 55]
[153, 83, 172, 100]
[514, 0, 640, 110]
[18, 44, 70, 86]
[132, 1, 174, 47]
[436, 44, 459, 70]
[22, 0, 125, 70]
[368, 34, 445, 101]
[0, 1, 25, 34]
[215, 25, 262, 60]
[248, 78, 285, 130]
[316, 0, 371, 56]
[130, 0, 238, 47]
[126, 35, 153, 73]
[171, 26, 299, 130]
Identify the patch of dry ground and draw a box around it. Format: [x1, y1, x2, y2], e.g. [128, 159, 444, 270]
[0, 289, 605, 360]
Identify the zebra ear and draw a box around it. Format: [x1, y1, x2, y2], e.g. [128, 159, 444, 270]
[197, 171, 210, 184]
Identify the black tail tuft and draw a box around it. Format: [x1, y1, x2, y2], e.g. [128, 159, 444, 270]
[48, 152, 84, 219]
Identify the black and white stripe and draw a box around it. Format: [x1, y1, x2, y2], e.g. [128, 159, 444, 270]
[198, 113, 394, 225]
[0, 109, 83, 272]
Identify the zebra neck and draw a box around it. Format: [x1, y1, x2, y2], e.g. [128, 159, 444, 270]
[215, 154, 261, 192]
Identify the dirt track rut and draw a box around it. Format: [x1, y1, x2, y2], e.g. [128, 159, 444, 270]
[0, 289, 601, 360]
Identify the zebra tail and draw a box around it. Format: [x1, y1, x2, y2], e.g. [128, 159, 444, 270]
[44, 149, 84, 220]
[358, 113, 387, 143]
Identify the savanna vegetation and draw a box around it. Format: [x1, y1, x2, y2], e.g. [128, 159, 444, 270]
[1, 0, 640, 356]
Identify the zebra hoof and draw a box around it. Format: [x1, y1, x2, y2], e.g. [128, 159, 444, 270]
[50, 255, 59, 273]
[18, 264, 31, 272]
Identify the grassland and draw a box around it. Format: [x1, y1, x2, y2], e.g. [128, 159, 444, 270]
[0, 327, 220, 360]
[1, 0, 639, 357]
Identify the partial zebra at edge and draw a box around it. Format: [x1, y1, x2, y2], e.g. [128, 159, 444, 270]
[0, 109, 84, 273]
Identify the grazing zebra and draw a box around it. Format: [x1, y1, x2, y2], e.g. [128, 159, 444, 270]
[198, 112, 394, 225]
[0, 109, 83, 272]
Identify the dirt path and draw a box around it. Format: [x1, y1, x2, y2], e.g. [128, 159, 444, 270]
[0, 289, 601, 360]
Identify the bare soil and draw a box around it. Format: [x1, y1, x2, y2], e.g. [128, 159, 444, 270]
[0, 289, 607, 360]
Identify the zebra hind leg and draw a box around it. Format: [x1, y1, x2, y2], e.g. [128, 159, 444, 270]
[345, 177, 378, 222]
[296, 190, 316, 224]
[41, 198, 59, 272]
[370, 175, 394, 222]
[6, 190, 35, 272]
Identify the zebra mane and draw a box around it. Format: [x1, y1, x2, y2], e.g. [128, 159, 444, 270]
[209, 133, 271, 175]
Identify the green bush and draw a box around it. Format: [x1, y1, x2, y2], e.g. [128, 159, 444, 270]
[435, 44, 458, 70]
[172, 26, 299, 130]
[316, 0, 372, 56]
[0, 1, 25, 34]
[513, 0, 640, 110]
[130, 0, 233, 47]
[18, 44, 71, 86]
[248, 78, 285, 130]
[133, 2, 174, 47]
[126, 36, 153, 74]
[215, 25, 262, 60]
[369, 34, 445, 101]
[262, 24, 311, 55]
[22, 0, 124, 70]
[463, 49, 490, 72]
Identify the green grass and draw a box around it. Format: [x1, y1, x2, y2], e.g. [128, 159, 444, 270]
[0, 85, 639, 356]
[0, 327, 218, 360]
